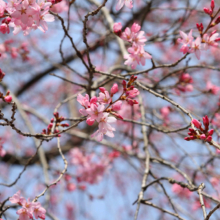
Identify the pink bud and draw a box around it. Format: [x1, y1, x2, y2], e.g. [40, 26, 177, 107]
[4, 95, 12, 103]
[50, 118, 54, 123]
[61, 123, 69, 127]
[53, 112, 59, 118]
[47, 123, 53, 129]
[131, 23, 141, 33]
[112, 101, 122, 111]
[66, 183, 76, 192]
[122, 80, 126, 88]
[200, 134, 206, 140]
[110, 83, 118, 95]
[207, 136, 212, 142]
[192, 119, 202, 129]
[184, 137, 191, 141]
[90, 96, 97, 104]
[208, 129, 214, 136]
[211, 0, 215, 10]
[113, 22, 122, 32]
[99, 87, 106, 93]
[203, 115, 209, 129]
[64, 174, 71, 181]
[86, 117, 95, 126]
[204, 7, 211, 15]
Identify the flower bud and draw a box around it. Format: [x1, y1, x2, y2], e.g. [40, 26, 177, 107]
[208, 129, 214, 136]
[207, 136, 212, 142]
[211, 0, 215, 10]
[192, 119, 202, 129]
[110, 83, 118, 95]
[203, 115, 209, 130]
[99, 87, 106, 93]
[86, 117, 95, 126]
[113, 22, 122, 37]
[4, 95, 12, 103]
[200, 134, 206, 140]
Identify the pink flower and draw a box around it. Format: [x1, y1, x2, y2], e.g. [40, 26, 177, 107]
[126, 88, 139, 98]
[133, 31, 147, 46]
[121, 27, 133, 42]
[116, 0, 133, 11]
[203, 33, 219, 49]
[131, 23, 141, 33]
[124, 53, 138, 69]
[77, 94, 90, 116]
[9, 191, 25, 205]
[112, 101, 122, 111]
[191, 37, 202, 59]
[0, 0, 6, 17]
[86, 103, 105, 121]
[32, 202, 46, 219]
[91, 113, 117, 141]
[97, 91, 111, 104]
[206, 81, 220, 94]
[110, 83, 118, 95]
[16, 207, 33, 220]
[178, 29, 193, 46]
[113, 22, 122, 36]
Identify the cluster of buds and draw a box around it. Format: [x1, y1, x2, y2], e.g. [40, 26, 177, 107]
[0, 90, 12, 103]
[196, 23, 204, 33]
[42, 112, 69, 136]
[175, 73, 193, 94]
[121, 75, 139, 106]
[204, 0, 215, 16]
[185, 116, 214, 142]
[77, 76, 140, 141]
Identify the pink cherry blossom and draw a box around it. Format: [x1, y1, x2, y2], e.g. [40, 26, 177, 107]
[191, 37, 202, 59]
[86, 103, 105, 121]
[97, 91, 111, 104]
[116, 0, 133, 11]
[16, 207, 33, 220]
[126, 88, 139, 98]
[110, 83, 118, 95]
[32, 202, 46, 219]
[112, 101, 122, 111]
[9, 191, 25, 205]
[206, 81, 220, 94]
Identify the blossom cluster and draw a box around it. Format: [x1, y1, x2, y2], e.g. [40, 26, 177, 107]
[0, 39, 29, 61]
[178, 1, 220, 60]
[77, 76, 139, 141]
[69, 148, 110, 184]
[185, 116, 214, 142]
[113, 22, 152, 69]
[9, 191, 46, 220]
[0, 0, 55, 35]
[175, 73, 193, 95]
[41, 112, 69, 136]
